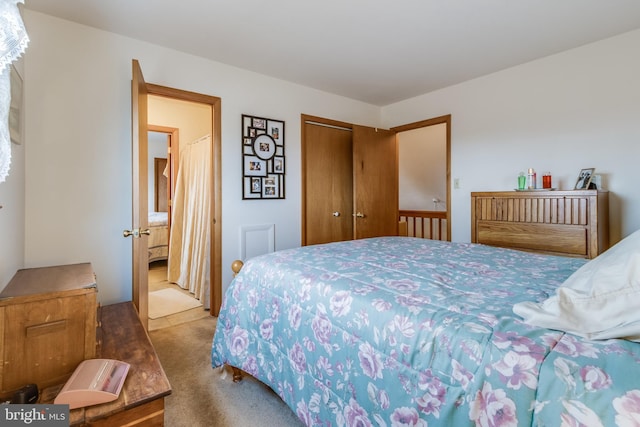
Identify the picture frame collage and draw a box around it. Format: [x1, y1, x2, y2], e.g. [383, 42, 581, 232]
[242, 114, 285, 199]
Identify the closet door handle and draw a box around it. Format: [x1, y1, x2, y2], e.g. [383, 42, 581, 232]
[353, 212, 365, 218]
[332, 212, 341, 217]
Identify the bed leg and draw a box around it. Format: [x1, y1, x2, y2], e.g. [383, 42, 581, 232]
[232, 366, 243, 382]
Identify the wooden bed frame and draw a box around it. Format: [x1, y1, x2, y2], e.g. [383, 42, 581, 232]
[471, 189, 609, 258]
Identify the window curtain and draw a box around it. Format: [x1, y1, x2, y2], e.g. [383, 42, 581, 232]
[0, 0, 28, 182]
[167, 134, 212, 308]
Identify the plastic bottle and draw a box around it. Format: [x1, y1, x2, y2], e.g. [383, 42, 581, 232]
[527, 168, 536, 189]
[518, 172, 526, 190]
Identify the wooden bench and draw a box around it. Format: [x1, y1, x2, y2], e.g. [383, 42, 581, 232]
[41, 302, 171, 426]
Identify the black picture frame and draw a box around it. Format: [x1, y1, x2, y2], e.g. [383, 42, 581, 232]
[242, 114, 285, 199]
[253, 134, 276, 160]
[244, 155, 266, 177]
[250, 177, 262, 194]
[273, 156, 285, 174]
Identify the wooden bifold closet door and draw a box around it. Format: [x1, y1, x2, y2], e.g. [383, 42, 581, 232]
[303, 120, 353, 245]
[302, 116, 398, 246]
[352, 125, 398, 239]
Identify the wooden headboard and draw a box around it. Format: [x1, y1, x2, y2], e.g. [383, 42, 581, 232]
[471, 190, 609, 259]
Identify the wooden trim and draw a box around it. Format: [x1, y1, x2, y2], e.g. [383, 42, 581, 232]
[153, 157, 167, 212]
[147, 125, 180, 133]
[88, 399, 164, 427]
[148, 125, 179, 216]
[301, 113, 354, 130]
[399, 210, 447, 240]
[0, 306, 4, 393]
[300, 115, 308, 245]
[399, 209, 447, 218]
[148, 125, 178, 258]
[132, 59, 149, 331]
[390, 114, 451, 133]
[398, 221, 408, 236]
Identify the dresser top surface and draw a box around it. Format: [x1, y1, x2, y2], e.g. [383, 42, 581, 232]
[0, 262, 96, 301]
[471, 189, 606, 197]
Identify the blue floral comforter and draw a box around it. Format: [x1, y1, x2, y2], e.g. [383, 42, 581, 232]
[211, 237, 640, 426]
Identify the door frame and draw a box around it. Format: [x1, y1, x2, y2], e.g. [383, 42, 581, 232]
[145, 83, 223, 317]
[391, 114, 451, 240]
[132, 59, 223, 329]
[148, 125, 179, 234]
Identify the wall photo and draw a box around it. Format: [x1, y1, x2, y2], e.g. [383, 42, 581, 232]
[241, 114, 285, 199]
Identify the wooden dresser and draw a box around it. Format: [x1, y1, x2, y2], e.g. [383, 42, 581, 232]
[0, 263, 97, 393]
[471, 190, 609, 258]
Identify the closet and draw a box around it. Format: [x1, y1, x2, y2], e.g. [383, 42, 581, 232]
[301, 115, 398, 245]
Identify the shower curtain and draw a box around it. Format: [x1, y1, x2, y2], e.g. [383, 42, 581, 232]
[168, 134, 211, 308]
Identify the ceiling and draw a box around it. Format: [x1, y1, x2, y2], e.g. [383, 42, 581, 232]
[23, 0, 640, 106]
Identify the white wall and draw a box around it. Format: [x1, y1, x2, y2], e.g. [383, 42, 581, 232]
[0, 133, 25, 288]
[398, 124, 447, 211]
[0, 58, 26, 289]
[16, 11, 380, 302]
[383, 29, 640, 244]
[3, 11, 638, 300]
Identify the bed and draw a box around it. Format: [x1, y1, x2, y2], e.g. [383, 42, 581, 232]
[211, 235, 640, 426]
[148, 211, 168, 263]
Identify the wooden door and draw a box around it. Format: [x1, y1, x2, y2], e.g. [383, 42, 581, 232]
[302, 119, 353, 245]
[131, 59, 149, 330]
[353, 125, 398, 239]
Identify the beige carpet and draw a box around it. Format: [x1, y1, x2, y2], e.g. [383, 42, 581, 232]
[149, 316, 303, 427]
[148, 288, 202, 319]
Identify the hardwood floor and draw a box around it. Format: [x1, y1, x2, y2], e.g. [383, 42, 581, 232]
[148, 260, 210, 331]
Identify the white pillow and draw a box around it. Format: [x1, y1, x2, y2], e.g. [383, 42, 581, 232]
[513, 229, 640, 341]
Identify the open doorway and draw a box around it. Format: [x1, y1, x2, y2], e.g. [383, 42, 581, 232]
[146, 130, 171, 266]
[392, 115, 451, 240]
[146, 127, 209, 330]
[131, 60, 223, 331]
[146, 95, 215, 329]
